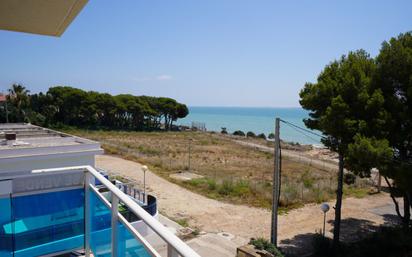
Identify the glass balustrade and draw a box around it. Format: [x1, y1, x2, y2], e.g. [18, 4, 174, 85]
[0, 167, 199, 257]
[89, 188, 112, 257]
[9, 188, 85, 257]
[0, 196, 13, 257]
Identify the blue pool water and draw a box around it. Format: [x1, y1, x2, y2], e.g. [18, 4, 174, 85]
[0, 188, 85, 257]
[0, 187, 151, 257]
[177, 106, 321, 145]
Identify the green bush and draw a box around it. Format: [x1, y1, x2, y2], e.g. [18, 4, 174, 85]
[249, 238, 284, 257]
[232, 180, 251, 197]
[175, 218, 189, 227]
[343, 173, 356, 185]
[233, 130, 246, 136]
[246, 131, 256, 138]
[301, 170, 314, 189]
[268, 133, 275, 139]
[186, 178, 206, 187]
[218, 180, 234, 195]
[257, 133, 267, 139]
[207, 179, 217, 190]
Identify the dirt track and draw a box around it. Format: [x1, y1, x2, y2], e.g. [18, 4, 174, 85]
[233, 140, 339, 172]
[96, 155, 399, 255]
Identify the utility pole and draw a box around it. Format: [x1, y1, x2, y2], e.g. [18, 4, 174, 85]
[271, 118, 281, 246]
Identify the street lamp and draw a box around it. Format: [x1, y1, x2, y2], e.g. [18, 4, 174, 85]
[142, 165, 148, 203]
[320, 203, 330, 237]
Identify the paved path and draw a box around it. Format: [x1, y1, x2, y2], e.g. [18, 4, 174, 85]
[96, 155, 399, 256]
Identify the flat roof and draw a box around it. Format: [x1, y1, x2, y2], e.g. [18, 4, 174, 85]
[0, 0, 88, 37]
[0, 123, 103, 159]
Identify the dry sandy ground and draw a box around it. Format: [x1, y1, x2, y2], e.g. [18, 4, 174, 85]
[96, 154, 399, 255]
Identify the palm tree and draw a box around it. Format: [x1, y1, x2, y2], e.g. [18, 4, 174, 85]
[7, 84, 30, 122]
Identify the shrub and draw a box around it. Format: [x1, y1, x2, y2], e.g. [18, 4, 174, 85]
[186, 178, 205, 187]
[233, 130, 245, 136]
[268, 133, 275, 139]
[207, 179, 217, 190]
[232, 180, 251, 197]
[281, 183, 299, 206]
[257, 133, 266, 139]
[218, 180, 234, 195]
[249, 238, 284, 257]
[246, 131, 256, 138]
[175, 218, 189, 227]
[344, 186, 369, 198]
[343, 173, 356, 185]
[221, 127, 228, 134]
[312, 187, 329, 203]
[301, 173, 314, 189]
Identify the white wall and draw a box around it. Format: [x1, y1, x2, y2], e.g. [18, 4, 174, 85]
[0, 154, 96, 175]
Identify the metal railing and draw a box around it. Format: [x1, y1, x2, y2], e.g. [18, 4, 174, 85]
[34, 165, 201, 257]
[115, 182, 146, 203]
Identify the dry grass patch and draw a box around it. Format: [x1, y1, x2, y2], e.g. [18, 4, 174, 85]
[64, 129, 373, 210]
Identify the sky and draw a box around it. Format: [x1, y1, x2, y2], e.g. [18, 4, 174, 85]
[0, 1, 411, 107]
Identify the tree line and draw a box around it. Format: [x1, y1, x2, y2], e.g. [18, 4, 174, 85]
[300, 31, 412, 248]
[0, 85, 189, 130]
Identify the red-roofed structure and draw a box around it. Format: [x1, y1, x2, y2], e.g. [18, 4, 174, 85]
[0, 94, 7, 102]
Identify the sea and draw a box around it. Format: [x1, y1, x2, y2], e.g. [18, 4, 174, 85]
[177, 106, 322, 145]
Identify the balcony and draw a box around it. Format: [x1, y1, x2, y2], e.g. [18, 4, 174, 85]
[0, 165, 200, 257]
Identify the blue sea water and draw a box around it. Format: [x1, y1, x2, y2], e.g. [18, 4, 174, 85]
[177, 106, 321, 145]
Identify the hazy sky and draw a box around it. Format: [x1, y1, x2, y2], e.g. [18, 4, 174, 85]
[0, 1, 411, 107]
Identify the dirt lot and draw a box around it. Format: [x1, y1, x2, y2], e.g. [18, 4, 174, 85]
[96, 155, 399, 256]
[67, 129, 372, 209]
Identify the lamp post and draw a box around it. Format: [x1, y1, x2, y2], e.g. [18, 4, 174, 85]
[320, 203, 330, 237]
[142, 165, 148, 204]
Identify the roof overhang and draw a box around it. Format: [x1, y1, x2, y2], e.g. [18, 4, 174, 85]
[0, 0, 88, 37]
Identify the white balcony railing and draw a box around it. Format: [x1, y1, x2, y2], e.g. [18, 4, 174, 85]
[33, 165, 201, 257]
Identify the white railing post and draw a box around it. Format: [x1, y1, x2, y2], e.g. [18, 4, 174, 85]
[111, 193, 119, 257]
[168, 244, 179, 257]
[84, 172, 92, 257]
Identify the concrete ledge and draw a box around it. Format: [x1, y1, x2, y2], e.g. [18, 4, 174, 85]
[237, 245, 274, 257]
